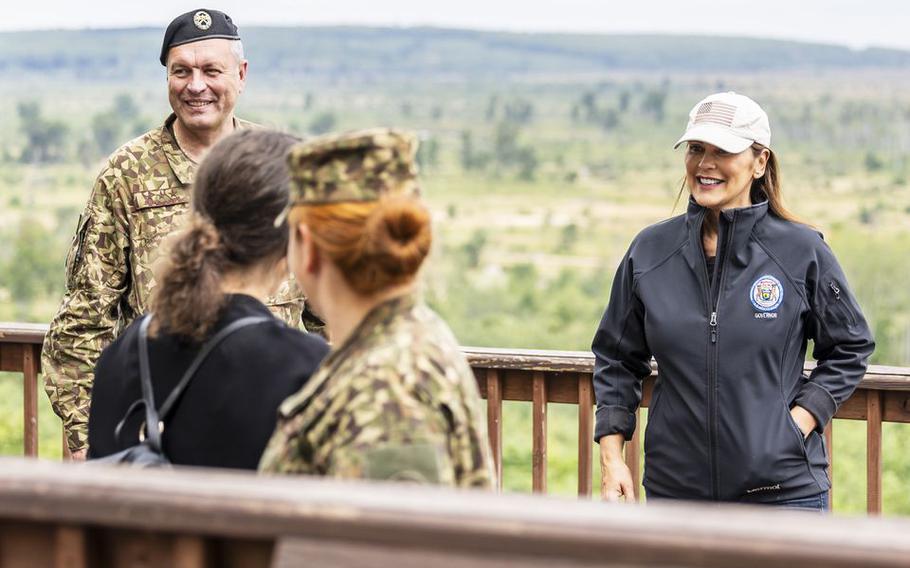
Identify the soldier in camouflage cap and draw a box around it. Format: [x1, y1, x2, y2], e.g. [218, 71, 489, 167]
[42, 9, 322, 458]
[273, 127, 420, 226]
[259, 129, 494, 488]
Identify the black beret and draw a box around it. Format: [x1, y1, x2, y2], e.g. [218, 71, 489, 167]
[160, 9, 241, 66]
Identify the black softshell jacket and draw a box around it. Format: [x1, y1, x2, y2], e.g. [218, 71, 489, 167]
[593, 200, 874, 502]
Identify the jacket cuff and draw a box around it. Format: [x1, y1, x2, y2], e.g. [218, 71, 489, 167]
[794, 382, 837, 432]
[594, 405, 637, 442]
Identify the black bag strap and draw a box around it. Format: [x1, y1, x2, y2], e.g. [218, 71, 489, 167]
[115, 314, 271, 448]
[137, 315, 162, 452]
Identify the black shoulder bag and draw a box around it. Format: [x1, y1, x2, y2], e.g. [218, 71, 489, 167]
[91, 314, 269, 467]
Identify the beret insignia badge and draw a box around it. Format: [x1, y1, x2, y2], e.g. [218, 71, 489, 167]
[193, 11, 212, 30]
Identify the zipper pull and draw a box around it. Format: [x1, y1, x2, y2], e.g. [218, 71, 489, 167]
[709, 311, 717, 343]
[829, 281, 841, 300]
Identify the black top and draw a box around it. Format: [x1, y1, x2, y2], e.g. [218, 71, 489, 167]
[87, 294, 329, 469]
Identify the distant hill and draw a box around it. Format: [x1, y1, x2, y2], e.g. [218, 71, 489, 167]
[1, 26, 908, 82]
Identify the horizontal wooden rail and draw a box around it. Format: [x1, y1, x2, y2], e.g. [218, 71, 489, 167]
[2, 323, 909, 513]
[1, 459, 910, 568]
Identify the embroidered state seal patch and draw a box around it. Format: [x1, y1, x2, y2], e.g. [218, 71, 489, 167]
[750, 275, 783, 312]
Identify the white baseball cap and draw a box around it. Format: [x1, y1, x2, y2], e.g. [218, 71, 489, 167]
[674, 91, 771, 153]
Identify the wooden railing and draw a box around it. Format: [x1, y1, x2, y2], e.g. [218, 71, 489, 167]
[1, 458, 910, 568]
[465, 346, 910, 513]
[2, 323, 909, 513]
[0, 323, 47, 458]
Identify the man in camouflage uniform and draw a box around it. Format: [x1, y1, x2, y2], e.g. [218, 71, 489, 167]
[259, 129, 494, 488]
[43, 9, 320, 458]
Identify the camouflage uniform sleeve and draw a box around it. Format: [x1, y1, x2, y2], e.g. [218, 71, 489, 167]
[319, 366, 455, 485]
[258, 405, 320, 476]
[259, 365, 454, 485]
[330, 423, 455, 485]
[265, 276, 326, 337]
[42, 168, 130, 453]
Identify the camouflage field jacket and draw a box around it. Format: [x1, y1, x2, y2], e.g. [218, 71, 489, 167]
[42, 114, 316, 452]
[259, 293, 494, 489]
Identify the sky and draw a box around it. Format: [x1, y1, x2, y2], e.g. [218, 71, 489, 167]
[3, 0, 909, 51]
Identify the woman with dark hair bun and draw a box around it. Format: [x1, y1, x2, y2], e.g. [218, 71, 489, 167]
[87, 129, 329, 469]
[259, 129, 493, 487]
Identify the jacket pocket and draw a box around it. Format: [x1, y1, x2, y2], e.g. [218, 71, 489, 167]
[783, 404, 810, 458]
[738, 401, 808, 499]
[130, 188, 189, 246]
[824, 279, 857, 330]
[65, 214, 91, 289]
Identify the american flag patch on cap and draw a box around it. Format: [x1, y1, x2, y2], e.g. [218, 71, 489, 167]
[694, 101, 737, 127]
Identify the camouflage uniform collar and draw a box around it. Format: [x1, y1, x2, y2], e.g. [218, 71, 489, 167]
[160, 113, 195, 185]
[342, 291, 420, 350]
[160, 113, 254, 185]
[275, 291, 420, 418]
[321, 291, 420, 369]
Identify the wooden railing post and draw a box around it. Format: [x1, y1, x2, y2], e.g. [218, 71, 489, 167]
[531, 372, 547, 494]
[624, 409, 641, 501]
[174, 536, 209, 568]
[23, 344, 39, 457]
[54, 526, 88, 568]
[577, 373, 593, 497]
[485, 370, 503, 491]
[866, 391, 883, 514]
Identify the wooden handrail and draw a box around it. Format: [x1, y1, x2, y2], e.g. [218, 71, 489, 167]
[1, 322, 909, 513]
[1, 458, 909, 567]
[1, 325, 907, 388]
[0, 322, 47, 344]
[463, 346, 910, 390]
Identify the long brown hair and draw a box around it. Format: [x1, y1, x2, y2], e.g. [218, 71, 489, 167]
[675, 144, 804, 224]
[151, 129, 299, 341]
[748, 145, 802, 223]
[289, 196, 432, 296]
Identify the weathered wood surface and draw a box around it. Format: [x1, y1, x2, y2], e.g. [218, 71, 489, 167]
[464, 346, 910, 391]
[1, 325, 907, 391]
[0, 459, 909, 568]
[0, 323, 46, 344]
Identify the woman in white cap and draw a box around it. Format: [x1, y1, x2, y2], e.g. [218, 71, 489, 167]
[592, 92, 874, 509]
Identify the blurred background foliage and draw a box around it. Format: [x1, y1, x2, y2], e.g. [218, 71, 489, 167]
[0, 27, 908, 513]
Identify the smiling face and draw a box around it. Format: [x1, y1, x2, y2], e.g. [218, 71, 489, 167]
[166, 39, 247, 134]
[685, 141, 769, 211]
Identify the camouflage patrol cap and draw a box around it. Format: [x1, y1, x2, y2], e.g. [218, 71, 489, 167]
[160, 9, 241, 66]
[275, 128, 420, 226]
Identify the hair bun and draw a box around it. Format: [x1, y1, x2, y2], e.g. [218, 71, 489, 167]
[364, 197, 432, 279]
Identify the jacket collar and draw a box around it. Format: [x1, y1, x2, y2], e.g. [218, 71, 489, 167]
[160, 113, 196, 186]
[325, 291, 418, 365]
[684, 198, 769, 271]
[159, 114, 254, 186]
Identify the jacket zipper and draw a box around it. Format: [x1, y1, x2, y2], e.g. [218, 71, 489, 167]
[706, 212, 736, 500]
[828, 280, 856, 327]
